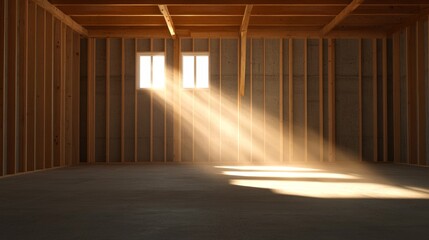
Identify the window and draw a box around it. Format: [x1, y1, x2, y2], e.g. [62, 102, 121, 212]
[136, 53, 165, 89]
[182, 53, 209, 89]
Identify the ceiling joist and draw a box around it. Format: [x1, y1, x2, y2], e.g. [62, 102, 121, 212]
[159, 5, 176, 39]
[321, 0, 365, 36]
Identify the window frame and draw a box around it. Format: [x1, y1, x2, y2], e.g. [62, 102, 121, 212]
[136, 52, 166, 90]
[181, 52, 210, 89]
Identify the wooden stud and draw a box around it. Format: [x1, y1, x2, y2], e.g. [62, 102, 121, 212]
[134, 39, 138, 162]
[106, 38, 110, 163]
[53, 17, 61, 167]
[150, 38, 154, 162]
[358, 38, 363, 161]
[250, 38, 253, 163]
[328, 38, 335, 162]
[87, 38, 96, 163]
[35, 7, 46, 170]
[0, 0, 4, 176]
[60, 23, 66, 166]
[121, 38, 125, 162]
[72, 32, 80, 165]
[392, 32, 401, 164]
[288, 38, 293, 162]
[173, 38, 181, 162]
[319, 38, 324, 162]
[263, 38, 266, 163]
[45, 13, 54, 168]
[7, 0, 18, 174]
[407, 26, 417, 165]
[65, 27, 73, 166]
[279, 38, 283, 163]
[382, 38, 388, 162]
[237, 37, 240, 163]
[219, 38, 222, 163]
[417, 19, 426, 166]
[304, 38, 308, 162]
[372, 39, 378, 162]
[192, 38, 195, 163]
[164, 38, 167, 162]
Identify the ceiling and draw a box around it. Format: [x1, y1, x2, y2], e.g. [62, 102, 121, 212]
[48, 0, 429, 38]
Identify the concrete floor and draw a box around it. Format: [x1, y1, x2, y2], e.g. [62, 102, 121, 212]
[1, 163, 429, 240]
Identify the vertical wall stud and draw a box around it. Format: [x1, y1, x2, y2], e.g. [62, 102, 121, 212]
[173, 38, 181, 162]
[87, 38, 96, 163]
[106, 38, 110, 163]
[407, 26, 417, 165]
[304, 38, 308, 162]
[121, 38, 125, 162]
[288, 39, 293, 162]
[328, 38, 336, 162]
[358, 39, 363, 162]
[393, 33, 401, 164]
[45, 13, 54, 168]
[417, 19, 426, 166]
[319, 38, 324, 162]
[134, 39, 138, 162]
[279, 38, 284, 163]
[0, 0, 5, 176]
[382, 38, 388, 162]
[372, 39, 378, 162]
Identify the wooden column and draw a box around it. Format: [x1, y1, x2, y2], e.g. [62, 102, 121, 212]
[372, 39, 378, 162]
[288, 39, 293, 162]
[173, 38, 181, 162]
[407, 26, 417, 165]
[87, 38, 96, 163]
[417, 19, 426, 166]
[319, 38, 324, 162]
[279, 39, 283, 162]
[392, 33, 401, 164]
[18, 0, 28, 172]
[328, 39, 335, 162]
[35, 6, 45, 170]
[106, 38, 110, 163]
[53, 18, 62, 167]
[72, 32, 80, 165]
[121, 38, 125, 162]
[304, 38, 308, 162]
[358, 39, 363, 162]
[45, 13, 54, 168]
[0, 0, 4, 176]
[382, 38, 388, 162]
[7, 0, 18, 174]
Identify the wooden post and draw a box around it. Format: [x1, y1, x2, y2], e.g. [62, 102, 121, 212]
[304, 38, 308, 162]
[134, 39, 137, 162]
[0, 0, 5, 176]
[7, 0, 18, 174]
[328, 39, 335, 162]
[45, 13, 54, 168]
[358, 39, 363, 162]
[382, 38, 388, 162]
[319, 38, 324, 162]
[372, 39, 378, 162]
[263, 38, 266, 163]
[121, 38, 125, 162]
[35, 6, 46, 170]
[173, 38, 181, 162]
[279, 39, 283, 163]
[288, 39, 293, 162]
[393, 33, 401, 164]
[53, 17, 61, 167]
[417, 19, 426, 166]
[87, 38, 96, 163]
[407, 26, 417, 165]
[106, 38, 110, 163]
[72, 32, 80, 165]
[18, 0, 28, 172]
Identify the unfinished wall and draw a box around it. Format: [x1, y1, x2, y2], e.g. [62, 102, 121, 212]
[0, 0, 82, 177]
[81, 36, 400, 164]
[393, 17, 429, 166]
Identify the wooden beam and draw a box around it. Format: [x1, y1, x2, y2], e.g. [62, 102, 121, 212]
[372, 39, 378, 162]
[0, 0, 4, 176]
[407, 26, 417, 165]
[319, 38, 323, 162]
[417, 19, 426, 166]
[159, 5, 176, 39]
[392, 32, 401, 164]
[134, 39, 137, 162]
[321, 0, 364, 36]
[53, 17, 61, 167]
[121, 38, 125, 162]
[65, 27, 73, 166]
[328, 38, 335, 162]
[31, 0, 88, 36]
[239, 5, 253, 96]
[173, 38, 181, 162]
[279, 39, 283, 162]
[49, 0, 429, 4]
[382, 38, 388, 162]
